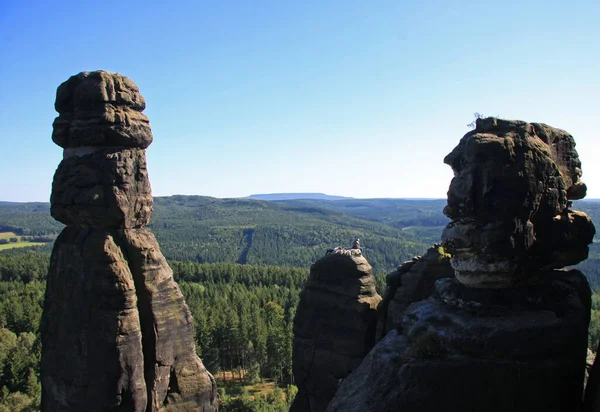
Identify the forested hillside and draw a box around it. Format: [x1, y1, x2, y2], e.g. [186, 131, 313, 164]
[271, 197, 449, 229]
[0, 203, 61, 237]
[150, 196, 438, 273]
[0, 197, 445, 274]
[2, 196, 599, 278]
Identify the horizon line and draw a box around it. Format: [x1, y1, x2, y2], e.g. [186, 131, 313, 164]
[3, 194, 600, 203]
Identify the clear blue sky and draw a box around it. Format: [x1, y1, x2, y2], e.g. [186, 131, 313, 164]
[1, 0, 598, 201]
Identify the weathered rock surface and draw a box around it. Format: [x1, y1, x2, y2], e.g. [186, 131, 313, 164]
[328, 270, 591, 412]
[442, 117, 594, 288]
[122, 228, 217, 411]
[50, 147, 153, 229]
[376, 245, 454, 339]
[326, 118, 594, 412]
[291, 249, 381, 412]
[53, 71, 152, 149]
[41, 71, 217, 412]
[42, 227, 147, 411]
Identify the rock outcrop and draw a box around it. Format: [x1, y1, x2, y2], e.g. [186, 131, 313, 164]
[376, 245, 454, 340]
[327, 118, 594, 412]
[291, 248, 381, 412]
[442, 117, 593, 288]
[41, 71, 218, 412]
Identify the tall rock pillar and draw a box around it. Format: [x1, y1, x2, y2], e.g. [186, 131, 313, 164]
[327, 118, 595, 412]
[291, 248, 381, 412]
[41, 71, 218, 412]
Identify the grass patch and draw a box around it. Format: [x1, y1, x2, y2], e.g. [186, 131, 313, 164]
[0, 232, 53, 251]
[0, 242, 46, 251]
[0, 232, 17, 240]
[215, 370, 279, 399]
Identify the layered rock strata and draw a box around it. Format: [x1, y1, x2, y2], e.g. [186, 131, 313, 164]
[376, 245, 454, 340]
[327, 118, 594, 412]
[442, 117, 594, 288]
[291, 248, 381, 412]
[41, 71, 218, 412]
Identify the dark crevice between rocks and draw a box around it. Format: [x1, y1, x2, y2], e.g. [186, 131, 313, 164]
[294, 335, 367, 360]
[364, 312, 378, 355]
[117, 389, 136, 412]
[376, 270, 402, 342]
[303, 346, 316, 412]
[163, 368, 180, 407]
[303, 285, 373, 300]
[117, 232, 157, 412]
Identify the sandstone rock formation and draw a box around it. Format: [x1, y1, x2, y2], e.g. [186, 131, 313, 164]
[376, 245, 454, 340]
[327, 118, 594, 412]
[41, 71, 218, 412]
[329, 271, 591, 412]
[442, 117, 594, 288]
[291, 248, 381, 412]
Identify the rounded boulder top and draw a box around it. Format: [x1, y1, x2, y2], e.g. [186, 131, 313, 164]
[52, 70, 153, 149]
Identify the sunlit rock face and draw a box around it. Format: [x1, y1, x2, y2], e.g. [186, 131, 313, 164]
[442, 117, 594, 288]
[41, 71, 218, 412]
[291, 249, 381, 412]
[52, 70, 152, 149]
[327, 118, 594, 412]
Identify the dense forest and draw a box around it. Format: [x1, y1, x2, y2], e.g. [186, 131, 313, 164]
[0, 254, 306, 410]
[1, 196, 600, 410]
[1, 196, 599, 279]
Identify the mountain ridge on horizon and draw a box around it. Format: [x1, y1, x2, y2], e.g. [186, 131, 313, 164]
[4, 193, 600, 204]
[246, 193, 352, 201]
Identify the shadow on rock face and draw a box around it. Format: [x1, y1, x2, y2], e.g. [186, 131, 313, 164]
[376, 245, 454, 340]
[326, 118, 595, 412]
[442, 117, 594, 288]
[291, 249, 381, 412]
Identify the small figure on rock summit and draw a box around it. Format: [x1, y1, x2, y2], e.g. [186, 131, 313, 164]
[326, 238, 364, 256]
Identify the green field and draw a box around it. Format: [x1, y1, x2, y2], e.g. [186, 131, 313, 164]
[0, 231, 48, 250]
[0, 242, 47, 251]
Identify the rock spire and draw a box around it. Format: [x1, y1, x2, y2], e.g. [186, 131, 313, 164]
[291, 248, 381, 412]
[327, 118, 594, 412]
[41, 71, 218, 412]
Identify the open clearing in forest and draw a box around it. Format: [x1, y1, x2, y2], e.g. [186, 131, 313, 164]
[0, 232, 47, 250]
[0, 232, 17, 239]
[215, 370, 280, 399]
[0, 242, 47, 251]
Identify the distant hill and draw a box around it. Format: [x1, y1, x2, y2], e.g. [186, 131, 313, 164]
[146, 196, 443, 273]
[1, 196, 600, 281]
[0, 195, 444, 273]
[0, 202, 62, 236]
[246, 193, 352, 201]
[270, 198, 449, 229]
